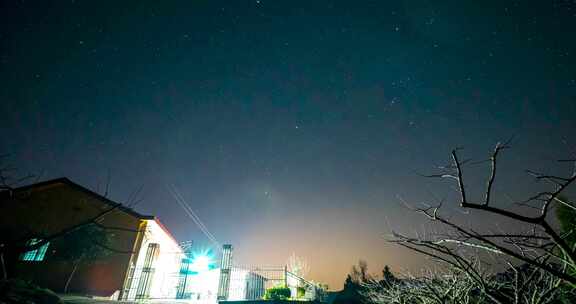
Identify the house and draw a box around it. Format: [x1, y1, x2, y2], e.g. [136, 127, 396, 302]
[0, 178, 184, 300]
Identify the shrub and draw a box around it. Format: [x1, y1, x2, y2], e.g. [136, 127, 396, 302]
[296, 286, 306, 298]
[264, 285, 291, 300]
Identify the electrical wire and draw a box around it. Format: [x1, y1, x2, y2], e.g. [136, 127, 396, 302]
[167, 184, 221, 249]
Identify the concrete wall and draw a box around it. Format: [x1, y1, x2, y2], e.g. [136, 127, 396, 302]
[124, 219, 184, 300]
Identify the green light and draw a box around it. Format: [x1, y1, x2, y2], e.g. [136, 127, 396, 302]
[20, 239, 49, 262]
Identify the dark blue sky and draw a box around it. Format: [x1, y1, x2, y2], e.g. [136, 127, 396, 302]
[1, 0, 575, 287]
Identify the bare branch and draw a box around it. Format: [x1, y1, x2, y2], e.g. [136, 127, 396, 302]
[485, 142, 509, 206]
[451, 149, 467, 206]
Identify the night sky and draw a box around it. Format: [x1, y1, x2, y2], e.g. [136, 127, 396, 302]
[1, 0, 576, 288]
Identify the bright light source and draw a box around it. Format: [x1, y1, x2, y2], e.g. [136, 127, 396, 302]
[192, 255, 211, 272]
[190, 249, 215, 273]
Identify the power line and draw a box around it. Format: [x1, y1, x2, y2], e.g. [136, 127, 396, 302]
[167, 184, 221, 248]
[168, 184, 218, 244]
[171, 185, 219, 245]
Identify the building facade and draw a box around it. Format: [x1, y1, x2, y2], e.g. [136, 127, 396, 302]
[0, 178, 183, 300]
[121, 218, 184, 300]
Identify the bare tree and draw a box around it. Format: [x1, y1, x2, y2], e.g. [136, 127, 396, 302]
[0, 156, 38, 280]
[381, 141, 576, 303]
[287, 252, 311, 278]
[395, 141, 575, 282]
[364, 269, 479, 304]
[363, 264, 569, 304]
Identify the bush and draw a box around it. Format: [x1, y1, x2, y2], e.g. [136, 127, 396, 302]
[264, 286, 291, 300]
[296, 286, 306, 298]
[0, 279, 62, 304]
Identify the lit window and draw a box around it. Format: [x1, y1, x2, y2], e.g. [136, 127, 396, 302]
[20, 238, 49, 261]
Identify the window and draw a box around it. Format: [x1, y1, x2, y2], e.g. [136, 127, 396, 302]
[20, 238, 49, 261]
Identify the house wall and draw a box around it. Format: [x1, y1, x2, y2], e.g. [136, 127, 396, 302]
[0, 181, 143, 297]
[124, 219, 184, 300]
[182, 268, 221, 303]
[179, 267, 265, 304]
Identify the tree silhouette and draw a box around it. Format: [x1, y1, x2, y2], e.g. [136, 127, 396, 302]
[53, 224, 111, 293]
[380, 265, 397, 288]
[335, 261, 371, 304]
[391, 141, 576, 285]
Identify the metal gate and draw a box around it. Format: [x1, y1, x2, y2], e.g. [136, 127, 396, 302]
[226, 265, 285, 300]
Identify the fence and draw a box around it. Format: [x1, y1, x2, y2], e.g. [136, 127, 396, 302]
[123, 261, 322, 302]
[226, 265, 285, 300]
[226, 265, 320, 301]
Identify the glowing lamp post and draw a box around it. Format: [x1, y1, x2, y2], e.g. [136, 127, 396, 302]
[191, 255, 212, 272]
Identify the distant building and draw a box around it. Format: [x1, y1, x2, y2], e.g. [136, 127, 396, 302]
[0, 178, 184, 300]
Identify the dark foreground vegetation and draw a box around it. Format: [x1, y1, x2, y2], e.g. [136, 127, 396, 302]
[0, 279, 61, 304]
[333, 261, 576, 304]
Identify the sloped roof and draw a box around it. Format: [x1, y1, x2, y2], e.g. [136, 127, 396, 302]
[14, 177, 154, 220]
[148, 217, 183, 250]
